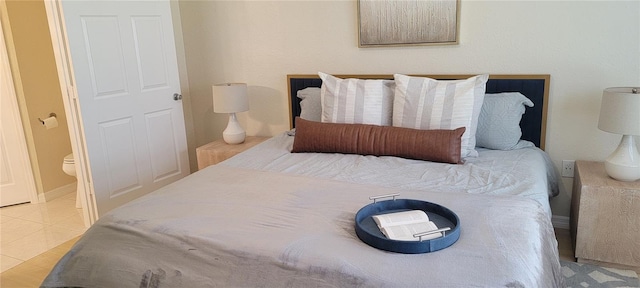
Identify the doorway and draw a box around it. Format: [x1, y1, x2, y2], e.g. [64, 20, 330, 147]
[1, 1, 86, 220]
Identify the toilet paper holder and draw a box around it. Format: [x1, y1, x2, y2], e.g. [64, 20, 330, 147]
[38, 113, 57, 125]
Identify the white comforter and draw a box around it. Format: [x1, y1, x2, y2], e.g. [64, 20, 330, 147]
[43, 165, 563, 287]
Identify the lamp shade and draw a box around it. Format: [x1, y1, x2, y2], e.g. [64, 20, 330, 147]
[597, 87, 640, 135]
[213, 83, 249, 113]
[597, 87, 640, 181]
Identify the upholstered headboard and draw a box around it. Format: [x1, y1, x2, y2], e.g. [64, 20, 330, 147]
[287, 74, 550, 150]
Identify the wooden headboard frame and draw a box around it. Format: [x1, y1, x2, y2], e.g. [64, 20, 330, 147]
[287, 74, 550, 150]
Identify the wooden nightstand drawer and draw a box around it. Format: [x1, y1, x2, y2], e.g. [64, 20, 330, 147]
[570, 160, 640, 270]
[196, 136, 268, 170]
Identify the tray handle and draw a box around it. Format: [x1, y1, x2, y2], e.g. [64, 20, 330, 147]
[414, 227, 452, 241]
[369, 193, 400, 203]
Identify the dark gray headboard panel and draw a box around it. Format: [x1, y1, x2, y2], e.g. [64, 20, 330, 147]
[287, 74, 550, 150]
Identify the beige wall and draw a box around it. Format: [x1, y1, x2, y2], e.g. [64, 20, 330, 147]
[178, 0, 640, 218]
[3, 0, 74, 195]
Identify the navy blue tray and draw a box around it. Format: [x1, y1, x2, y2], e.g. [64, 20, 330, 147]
[354, 199, 460, 254]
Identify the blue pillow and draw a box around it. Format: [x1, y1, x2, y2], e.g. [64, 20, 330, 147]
[297, 87, 321, 122]
[476, 92, 534, 150]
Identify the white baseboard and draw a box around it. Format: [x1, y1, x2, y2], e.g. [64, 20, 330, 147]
[39, 182, 76, 202]
[552, 215, 570, 230]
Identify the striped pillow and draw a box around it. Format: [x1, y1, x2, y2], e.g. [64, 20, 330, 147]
[319, 72, 394, 126]
[392, 74, 489, 158]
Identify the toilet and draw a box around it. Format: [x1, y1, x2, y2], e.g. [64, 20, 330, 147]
[62, 153, 76, 177]
[62, 153, 81, 208]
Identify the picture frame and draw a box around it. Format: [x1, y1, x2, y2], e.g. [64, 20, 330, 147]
[358, 0, 460, 47]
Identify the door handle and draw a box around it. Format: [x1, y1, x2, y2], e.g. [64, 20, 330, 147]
[173, 93, 182, 101]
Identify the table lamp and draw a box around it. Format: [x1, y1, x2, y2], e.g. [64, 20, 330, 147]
[213, 83, 249, 144]
[597, 87, 640, 181]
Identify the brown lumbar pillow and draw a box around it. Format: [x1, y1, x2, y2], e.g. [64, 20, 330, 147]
[291, 117, 465, 164]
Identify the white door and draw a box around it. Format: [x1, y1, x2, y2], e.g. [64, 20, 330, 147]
[0, 20, 37, 207]
[61, 0, 189, 215]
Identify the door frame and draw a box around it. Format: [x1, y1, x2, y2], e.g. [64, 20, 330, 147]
[44, 0, 97, 226]
[0, 12, 38, 205]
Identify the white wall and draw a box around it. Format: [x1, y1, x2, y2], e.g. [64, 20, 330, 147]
[179, 0, 640, 217]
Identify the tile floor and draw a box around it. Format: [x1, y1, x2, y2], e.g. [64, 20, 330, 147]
[0, 192, 87, 273]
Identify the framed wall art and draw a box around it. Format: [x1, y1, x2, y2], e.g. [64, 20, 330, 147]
[358, 0, 460, 47]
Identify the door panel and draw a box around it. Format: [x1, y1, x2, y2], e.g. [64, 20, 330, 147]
[131, 16, 169, 91]
[98, 117, 141, 198]
[145, 109, 180, 182]
[0, 133, 30, 207]
[62, 0, 188, 215]
[81, 16, 128, 98]
[0, 139, 13, 185]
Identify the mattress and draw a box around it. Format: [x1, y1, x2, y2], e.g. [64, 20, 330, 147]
[221, 133, 559, 216]
[43, 72, 563, 286]
[42, 164, 564, 287]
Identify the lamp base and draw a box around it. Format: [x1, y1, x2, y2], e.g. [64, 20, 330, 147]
[222, 113, 246, 145]
[604, 134, 640, 182]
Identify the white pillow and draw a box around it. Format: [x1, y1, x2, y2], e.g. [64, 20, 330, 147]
[319, 72, 394, 126]
[393, 74, 489, 158]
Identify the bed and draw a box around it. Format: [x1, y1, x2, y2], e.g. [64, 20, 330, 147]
[42, 74, 564, 287]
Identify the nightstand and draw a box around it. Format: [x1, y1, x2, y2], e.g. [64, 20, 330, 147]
[570, 160, 640, 270]
[196, 136, 268, 170]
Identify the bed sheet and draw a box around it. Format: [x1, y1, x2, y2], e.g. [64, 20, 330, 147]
[42, 165, 563, 287]
[221, 133, 559, 216]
